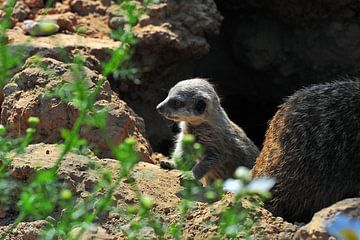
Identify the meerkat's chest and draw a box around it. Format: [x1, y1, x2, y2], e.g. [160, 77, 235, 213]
[185, 123, 217, 144]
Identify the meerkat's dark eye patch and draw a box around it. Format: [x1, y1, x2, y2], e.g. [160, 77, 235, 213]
[168, 98, 185, 109]
[195, 99, 206, 114]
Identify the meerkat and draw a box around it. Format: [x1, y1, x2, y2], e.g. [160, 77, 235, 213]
[252, 80, 360, 222]
[156, 78, 259, 185]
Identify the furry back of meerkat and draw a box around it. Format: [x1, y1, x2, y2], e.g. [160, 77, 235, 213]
[252, 80, 360, 222]
[156, 78, 259, 185]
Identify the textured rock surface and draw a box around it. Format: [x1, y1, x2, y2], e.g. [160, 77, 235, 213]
[1, 143, 181, 239]
[7, 30, 118, 71]
[12, 1, 31, 22]
[133, 0, 223, 73]
[1, 57, 152, 162]
[1, 143, 298, 239]
[7, 0, 223, 152]
[0, 220, 46, 240]
[295, 198, 360, 240]
[70, 0, 106, 16]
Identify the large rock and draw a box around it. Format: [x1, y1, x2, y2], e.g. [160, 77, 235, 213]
[7, 143, 180, 202]
[295, 198, 360, 240]
[6, 0, 223, 152]
[1, 143, 181, 238]
[132, 0, 223, 73]
[1, 57, 152, 162]
[70, 0, 106, 16]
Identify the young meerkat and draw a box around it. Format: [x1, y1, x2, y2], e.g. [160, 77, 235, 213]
[156, 78, 259, 185]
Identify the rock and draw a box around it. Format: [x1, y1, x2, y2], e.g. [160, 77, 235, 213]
[100, 0, 111, 7]
[24, 0, 44, 8]
[2, 143, 181, 234]
[1, 57, 152, 162]
[108, 16, 127, 30]
[38, 2, 70, 14]
[106, 5, 122, 19]
[0, 220, 46, 240]
[6, 0, 223, 153]
[7, 29, 119, 71]
[35, 12, 77, 32]
[70, 0, 106, 16]
[294, 198, 360, 240]
[22, 20, 60, 36]
[8, 143, 180, 204]
[133, 0, 223, 73]
[12, 1, 31, 22]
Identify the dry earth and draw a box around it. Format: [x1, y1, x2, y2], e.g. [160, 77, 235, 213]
[0, 143, 298, 240]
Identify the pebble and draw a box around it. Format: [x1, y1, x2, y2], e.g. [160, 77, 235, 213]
[22, 20, 59, 36]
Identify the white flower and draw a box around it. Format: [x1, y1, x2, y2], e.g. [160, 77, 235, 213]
[223, 178, 243, 193]
[234, 166, 251, 180]
[247, 177, 276, 193]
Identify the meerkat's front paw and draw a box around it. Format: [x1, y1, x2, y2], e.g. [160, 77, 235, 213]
[192, 164, 204, 180]
[180, 171, 195, 181]
[179, 171, 197, 186]
[160, 160, 176, 170]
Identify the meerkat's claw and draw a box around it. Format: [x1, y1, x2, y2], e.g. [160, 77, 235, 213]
[160, 160, 177, 170]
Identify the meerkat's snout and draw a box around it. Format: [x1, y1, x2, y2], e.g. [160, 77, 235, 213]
[156, 101, 166, 114]
[156, 98, 177, 120]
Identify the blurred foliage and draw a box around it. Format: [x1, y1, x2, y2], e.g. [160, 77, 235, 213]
[0, 0, 273, 239]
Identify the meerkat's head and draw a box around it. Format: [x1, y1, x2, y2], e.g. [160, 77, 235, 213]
[156, 78, 220, 125]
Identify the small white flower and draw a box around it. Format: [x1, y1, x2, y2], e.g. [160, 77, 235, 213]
[234, 166, 251, 180]
[247, 177, 276, 193]
[223, 178, 243, 193]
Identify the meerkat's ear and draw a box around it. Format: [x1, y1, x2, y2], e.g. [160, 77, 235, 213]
[202, 78, 221, 103]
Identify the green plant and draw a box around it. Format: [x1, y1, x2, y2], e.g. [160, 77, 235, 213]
[0, 0, 275, 239]
[218, 168, 275, 239]
[0, 0, 158, 239]
[165, 135, 274, 240]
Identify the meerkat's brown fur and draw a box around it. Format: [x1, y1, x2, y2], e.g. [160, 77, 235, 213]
[253, 80, 360, 222]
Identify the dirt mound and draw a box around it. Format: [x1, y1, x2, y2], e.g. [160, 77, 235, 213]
[1, 143, 297, 239]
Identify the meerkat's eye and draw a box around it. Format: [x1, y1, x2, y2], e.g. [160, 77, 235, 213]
[195, 99, 206, 114]
[169, 98, 184, 109]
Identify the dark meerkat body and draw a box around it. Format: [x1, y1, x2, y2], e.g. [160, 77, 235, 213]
[252, 80, 360, 222]
[157, 78, 259, 185]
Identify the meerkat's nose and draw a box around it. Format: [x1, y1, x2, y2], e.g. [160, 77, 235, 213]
[156, 102, 165, 113]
